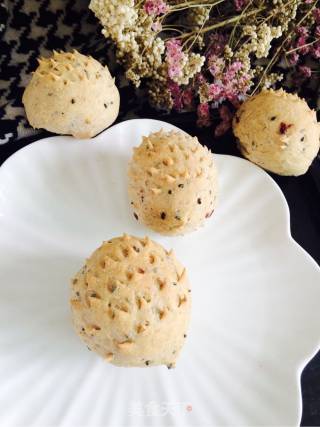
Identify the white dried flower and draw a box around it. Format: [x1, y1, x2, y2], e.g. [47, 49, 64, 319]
[224, 45, 234, 59]
[175, 53, 205, 85]
[262, 72, 283, 88]
[90, 0, 137, 43]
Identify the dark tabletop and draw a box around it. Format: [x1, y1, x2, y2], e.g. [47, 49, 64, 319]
[0, 0, 319, 423]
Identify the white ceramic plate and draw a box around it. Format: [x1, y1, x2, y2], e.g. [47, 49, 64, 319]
[0, 119, 319, 427]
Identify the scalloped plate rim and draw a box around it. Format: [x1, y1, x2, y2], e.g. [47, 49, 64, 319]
[0, 118, 319, 426]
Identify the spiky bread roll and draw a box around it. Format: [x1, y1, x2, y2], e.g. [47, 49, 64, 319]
[233, 89, 320, 176]
[128, 130, 218, 235]
[22, 50, 120, 138]
[70, 234, 191, 368]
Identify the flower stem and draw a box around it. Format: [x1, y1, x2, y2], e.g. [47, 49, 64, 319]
[252, 2, 317, 95]
[168, 0, 213, 8]
[228, 0, 253, 48]
[286, 37, 320, 55]
[176, 7, 265, 40]
[162, 26, 185, 34]
[168, 1, 220, 13]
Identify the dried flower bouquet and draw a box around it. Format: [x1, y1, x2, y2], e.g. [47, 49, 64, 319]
[90, 0, 320, 135]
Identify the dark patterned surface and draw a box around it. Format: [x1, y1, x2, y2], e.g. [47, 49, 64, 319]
[0, 1, 320, 425]
[0, 0, 118, 143]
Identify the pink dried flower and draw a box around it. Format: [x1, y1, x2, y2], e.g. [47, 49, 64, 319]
[206, 33, 227, 57]
[169, 63, 181, 78]
[165, 39, 184, 79]
[234, 0, 248, 11]
[296, 26, 309, 37]
[144, 0, 169, 16]
[197, 103, 212, 127]
[206, 54, 250, 105]
[225, 61, 242, 81]
[196, 73, 207, 85]
[315, 25, 320, 38]
[293, 27, 310, 55]
[166, 39, 182, 59]
[313, 8, 320, 24]
[208, 83, 224, 101]
[182, 88, 194, 109]
[214, 105, 233, 137]
[208, 55, 225, 77]
[312, 41, 320, 58]
[305, 0, 313, 3]
[298, 65, 312, 78]
[288, 52, 299, 65]
[168, 80, 183, 110]
[223, 84, 238, 103]
[223, 61, 250, 102]
[296, 36, 310, 55]
[151, 21, 162, 32]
